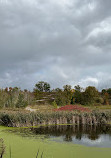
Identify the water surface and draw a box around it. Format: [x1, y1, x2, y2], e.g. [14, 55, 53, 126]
[0, 125, 111, 158]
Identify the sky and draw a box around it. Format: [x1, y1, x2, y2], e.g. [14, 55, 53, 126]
[0, 0, 111, 90]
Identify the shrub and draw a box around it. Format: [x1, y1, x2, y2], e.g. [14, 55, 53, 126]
[52, 101, 58, 109]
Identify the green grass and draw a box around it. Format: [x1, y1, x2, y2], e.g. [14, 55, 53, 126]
[81, 105, 111, 111]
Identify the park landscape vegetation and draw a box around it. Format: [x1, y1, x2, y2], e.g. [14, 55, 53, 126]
[0, 81, 111, 127]
[0, 81, 111, 157]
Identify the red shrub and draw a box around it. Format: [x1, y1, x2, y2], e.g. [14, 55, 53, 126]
[54, 105, 91, 112]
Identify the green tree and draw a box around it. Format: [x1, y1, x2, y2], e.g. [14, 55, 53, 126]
[55, 85, 73, 106]
[0, 89, 9, 108]
[74, 85, 83, 104]
[55, 92, 66, 106]
[107, 88, 111, 95]
[74, 85, 83, 92]
[63, 85, 71, 91]
[34, 81, 50, 92]
[103, 92, 109, 105]
[84, 86, 99, 105]
[16, 93, 28, 108]
[44, 82, 51, 92]
[63, 85, 72, 105]
[101, 89, 107, 95]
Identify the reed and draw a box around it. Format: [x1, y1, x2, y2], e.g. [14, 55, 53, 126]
[0, 110, 111, 127]
[36, 150, 44, 158]
[0, 139, 5, 158]
[0, 146, 43, 158]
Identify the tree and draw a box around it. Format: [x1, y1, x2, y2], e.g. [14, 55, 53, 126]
[55, 85, 73, 106]
[74, 85, 83, 92]
[74, 85, 83, 104]
[52, 88, 62, 92]
[44, 82, 51, 92]
[16, 93, 28, 108]
[63, 85, 72, 105]
[55, 90, 67, 106]
[101, 88, 110, 105]
[0, 89, 9, 108]
[101, 89, 107, 95]
[107, 88, 111, 95]
[84, 86, 99, 105]
[103, 92, 109, 105]
[34, 81, 50, 92]
[63, 85, 71, 91]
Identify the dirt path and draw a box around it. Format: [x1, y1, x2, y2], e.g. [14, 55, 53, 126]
[25, 107, 36, 112]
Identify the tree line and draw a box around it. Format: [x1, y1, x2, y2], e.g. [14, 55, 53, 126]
[0, 81, 111, 108]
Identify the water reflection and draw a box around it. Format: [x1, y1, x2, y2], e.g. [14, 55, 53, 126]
[5, 125, 111, 147]
[30, 125, 111, 140]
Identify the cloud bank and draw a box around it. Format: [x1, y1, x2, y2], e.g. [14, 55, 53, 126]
[0, 0, 111, 90]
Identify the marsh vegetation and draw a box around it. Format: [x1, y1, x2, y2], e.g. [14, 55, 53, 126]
[0, 110, 111, 127]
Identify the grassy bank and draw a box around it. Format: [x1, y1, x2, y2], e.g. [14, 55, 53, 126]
[0, 110, 111, 127]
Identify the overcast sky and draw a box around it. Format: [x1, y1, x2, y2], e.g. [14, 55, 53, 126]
[0, 0, 111, 90]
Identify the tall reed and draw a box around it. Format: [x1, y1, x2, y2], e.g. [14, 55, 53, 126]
[1, 146, 43, 158]
[0, 139, 5, 158]
[0, 110, 111, 127]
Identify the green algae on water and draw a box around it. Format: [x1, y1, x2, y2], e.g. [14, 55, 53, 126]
[0, 126, 111, 158]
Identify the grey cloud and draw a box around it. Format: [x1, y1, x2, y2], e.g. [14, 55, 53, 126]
[0, 0, 111, 90]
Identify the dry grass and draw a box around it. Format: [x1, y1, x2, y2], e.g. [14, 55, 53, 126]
[29, 104, 54, 112]
[82, 105, 111, 112]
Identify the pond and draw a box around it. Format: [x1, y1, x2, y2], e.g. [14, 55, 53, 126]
[0, 125, 111, 158]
